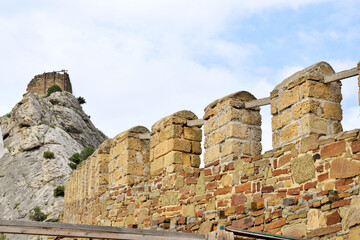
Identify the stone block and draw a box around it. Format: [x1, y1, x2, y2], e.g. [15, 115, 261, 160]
[241, 109, 261, 126]
[330, 157, 360, 179]
[221, 139, 241, 157]
[125, 163, 144, 176]
[198, 222, 213, 234]
[183, 204, 195, 217]
[321, 141, 346, 158]
[183, 126, 202, 142]
[232, 217, 254, 230]
[204, 145, 220, 164]
[204, 117, 218, 135]
[292, 99, 321, 119]
[307, 209, 319, 230]
[119, 150, 136, 165]
[168, 139, 192, 153]
[280, 122, 299, 142]
[271, 110, 292, 130]
[161, 124, 183, 141]
[301, 115, 328, 134]
[195, 172, 205, 195]
[154, 140, 169, 159]
[278, 86, 300, 111]
[301, 81, 331, 100]
[291, 154, 315, 184]
[159, 192, 178, 206]
[191, 141, 202, 154]
[250, 142, 262, 156]
[300, 134, 319, 153]
[326, 210, 340, 225]
[208, 128, 226, 146]
[150, 157, 163, 176]
[125, 138, 143, 151]
[190, 154, 201, 168]
[226, 123, 250, 139]
[264, 218, 286, 232]
[271, 99, 277, 114]
[164, 151, 183, 167]
[324, 102, 342, 120]
[219, 108, 242, 126]
[349, 226, 360, 240]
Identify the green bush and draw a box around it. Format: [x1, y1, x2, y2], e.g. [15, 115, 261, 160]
[68, 162, 78, 170]
[47, 84, 62, 96]
[29, 206, 47, 221]
[43, 151, 54, 159]
[77, 96, 86, 105]
[5, 113, 11, 118]
[69, 153, 82, 164]
[80, 146, 94, 160]
[54, 185, 65, 197]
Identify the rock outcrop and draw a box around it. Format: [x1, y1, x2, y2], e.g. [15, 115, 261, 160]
[0, 91, 106, 227]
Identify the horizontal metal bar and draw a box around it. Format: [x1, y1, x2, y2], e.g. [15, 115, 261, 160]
[324, 67, 358, 83]
[245, 97, 271, 109]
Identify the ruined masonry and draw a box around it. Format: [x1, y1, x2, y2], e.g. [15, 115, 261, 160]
[26, 71, 72, 95]
[63, 62, 360, 239]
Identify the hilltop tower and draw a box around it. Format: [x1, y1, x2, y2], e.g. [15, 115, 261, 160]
[26, 70, 73, 95]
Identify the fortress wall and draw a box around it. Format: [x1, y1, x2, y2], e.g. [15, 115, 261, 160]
[63, 62, 360, 239]
[26, 72, 72, 95]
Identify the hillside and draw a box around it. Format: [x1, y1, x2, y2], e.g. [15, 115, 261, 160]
[0, 90, 106, 226]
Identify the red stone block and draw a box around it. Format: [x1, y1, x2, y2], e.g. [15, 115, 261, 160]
[186, 177, 197, 184]
[326, 210, 340, 225]
[320, 141, 346, 158]
[317, 190, 329, 197]
[331, 199, 350, 208]
[273, 159, 277, 169]
[262, 186, 274, 193]
[352, 139, 360, 153]
[255, 216, 264, 225]
[249, 225, 263, 232]
[235, 182, 251, 193]
[215, 174, 221, 180]
[278, 154, 291, 167]
[304, 181, 317, 190]
[318, 172, 329, 182]
[264, 218, 286, 232]
[303, 195, 313, 201]
[231, 194, 247, 206]
[316, 165, 324, 172]
[205, 182, 217, 189]
[288, 187, 300, 195]
[214, 187, 232, 196]
[236, 205, 245, 215]
[231, 217, 254, 230]
[337, 185, 351, 193]
[226, 162, 235, 170]
[272, 169, 288, 177]
[307, 224, 341, 238]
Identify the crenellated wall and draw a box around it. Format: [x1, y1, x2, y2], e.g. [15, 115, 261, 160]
[26, 71, 72, 95]
[63, 62, 360, 239]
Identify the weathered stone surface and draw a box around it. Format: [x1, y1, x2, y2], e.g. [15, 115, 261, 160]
[198, 222, 213, 234]
[344, 197, 360, 228]
[330, 157, 360, 179]
[0, 91, 106, 224]
[282, 223, 306, 238]
[291, 154, 315, 184]
[183, 204, 195, 217]
[195, 172, 205, 195]
[349, 226, 360, 240]
[321, 141, 346, 158]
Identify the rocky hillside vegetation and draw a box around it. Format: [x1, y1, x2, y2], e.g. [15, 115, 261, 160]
[0, 90, 106, 224]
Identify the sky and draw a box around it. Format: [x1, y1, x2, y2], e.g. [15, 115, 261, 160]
[0, 0, 359, 152]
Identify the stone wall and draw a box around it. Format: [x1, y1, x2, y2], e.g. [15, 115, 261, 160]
[26, 72, 72, 95]
[63, 62, 360, 239]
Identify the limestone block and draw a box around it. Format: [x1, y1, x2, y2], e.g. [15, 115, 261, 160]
[282, 223, 306, 238]
[226, 123, 250, 139]
[191, 141, 202, 154]
[300, 134, 319, 153]
[349, 226, 360, 240]
[208, 128, 226, 146]
[324, 102, 342, 120]
[198, 222, 213, 234]
[119, 150, 136, 165]
[184, 126, 202, 142]
[150, 132, 160, 148]
[195, 172, 205, 195]
[241, 109, 261, 125]
[300, 81, 331, 100]
[307, 209, 320, 230]
[250, 142, 262, 156]
[292, 99, 321, 119]
[221, 139, 241, 157]
[150, 157, 163, 176]
[278, 86, 300, 111]
[111, 143, 124, 158]
[160, 125, 182, 141]
[204, 117, 219, 135]
[168, 139, 192, 153]
[272, 130, 280, 147]
[125, 138, 143, 151]
[166, 163, 183, 173]
[344, 197, 360, 229]
[301, 115, 328, 134]
[164, 151, 183, 167]
[159, 192, 179, 206]
[330, 157, 360, 179]
[280, 122, 299, 142]
[219, 108, 241, 126]
[291, 154, 315, 184]
[125, 163, 144, 176]
[183, 204, 195, 216]
[154, 140, 169, 158]
[271, 99, 277, 115]
[191, 154, 201, 167]
[204, 145, 220, 163]
[272, 110, 292, 130]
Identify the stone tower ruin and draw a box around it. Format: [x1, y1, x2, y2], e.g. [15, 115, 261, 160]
[26, 71, 72, 95]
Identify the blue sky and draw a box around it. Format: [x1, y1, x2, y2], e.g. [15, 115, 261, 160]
[0, 0, 359, 152]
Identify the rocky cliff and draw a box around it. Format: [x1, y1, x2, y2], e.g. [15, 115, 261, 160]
[0, 91, 106, 226]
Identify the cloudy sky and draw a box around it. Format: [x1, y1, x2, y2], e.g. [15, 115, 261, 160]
[0, 0, 359, 151]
